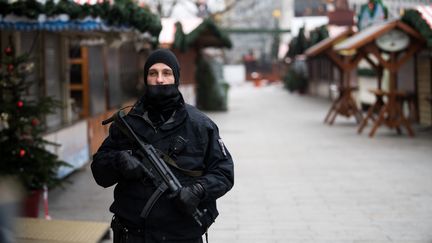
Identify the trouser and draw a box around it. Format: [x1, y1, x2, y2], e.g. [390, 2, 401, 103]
[111, 216, 203, 243]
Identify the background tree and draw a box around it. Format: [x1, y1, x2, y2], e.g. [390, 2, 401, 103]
[0, 40, 67, 191]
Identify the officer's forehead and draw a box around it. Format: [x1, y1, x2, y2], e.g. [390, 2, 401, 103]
[148, 63, 172, 71]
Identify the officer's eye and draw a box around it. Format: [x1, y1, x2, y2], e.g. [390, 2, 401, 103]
[148, 70, 158, 77]
[163, 70, 173, 76]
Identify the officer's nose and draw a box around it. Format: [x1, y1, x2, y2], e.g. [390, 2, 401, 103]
[156, 73, 164, 85]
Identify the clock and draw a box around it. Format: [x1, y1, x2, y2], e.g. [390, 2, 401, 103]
[375, 29, 410, 52]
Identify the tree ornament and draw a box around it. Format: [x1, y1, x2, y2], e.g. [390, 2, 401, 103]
[19, 149, 26, 157]
[7, 64, 14, 73]
[4, 46, 13, 56]
[31, 118, 40, 126]
[17, 100, 24, 108]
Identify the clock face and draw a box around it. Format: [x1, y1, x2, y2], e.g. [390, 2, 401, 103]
[375, 29, 410, 52]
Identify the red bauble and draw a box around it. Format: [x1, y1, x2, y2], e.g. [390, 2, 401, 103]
[17, 100, 24, 108]
[31, 118, 40, 126]
[7, 64, 14, 73]
[19, 149, 26, 157]
[4, 46, 13, 56]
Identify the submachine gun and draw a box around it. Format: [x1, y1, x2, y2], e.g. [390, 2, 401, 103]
[102, 109, 205, 226]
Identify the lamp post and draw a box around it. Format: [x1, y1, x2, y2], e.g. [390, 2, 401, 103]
[271, 9, 281, 62]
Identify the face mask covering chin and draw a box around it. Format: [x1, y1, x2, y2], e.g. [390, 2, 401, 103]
[144, 84, 183, 111]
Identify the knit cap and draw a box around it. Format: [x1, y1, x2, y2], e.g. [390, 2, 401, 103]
[143, 49, 180, 86]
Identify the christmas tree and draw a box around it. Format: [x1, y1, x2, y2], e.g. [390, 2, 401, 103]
[0, 40, 67, 191]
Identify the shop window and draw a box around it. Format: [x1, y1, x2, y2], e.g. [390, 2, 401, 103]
[68, 44, 89, 121]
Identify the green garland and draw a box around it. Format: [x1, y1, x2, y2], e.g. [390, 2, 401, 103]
[402, 9, 432, 48]
[357, 68, 377, 77]
[309, 25, 329, 46]
[0, 0, 162, 36]
[287, 26, 310, 57]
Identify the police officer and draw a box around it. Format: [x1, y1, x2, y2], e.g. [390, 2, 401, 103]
[91, 49, 234, 243]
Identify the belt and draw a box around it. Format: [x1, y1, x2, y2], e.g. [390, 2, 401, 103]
[111, 215, 147, 236]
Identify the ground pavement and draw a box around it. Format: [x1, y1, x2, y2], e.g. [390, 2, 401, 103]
[46, 82, 432, 243]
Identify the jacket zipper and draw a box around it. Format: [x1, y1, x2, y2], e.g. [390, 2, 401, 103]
[129, 113, 158, 133]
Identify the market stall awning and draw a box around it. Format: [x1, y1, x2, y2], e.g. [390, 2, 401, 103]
[0, 15, 121, 32]
[0, 1, 162, 36]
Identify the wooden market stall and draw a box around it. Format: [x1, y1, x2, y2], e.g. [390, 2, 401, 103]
[402, 6, 432, 128]
[335, 20, 426, 137]
[305, 27, 364, 125]
[0, 1, 162, 166]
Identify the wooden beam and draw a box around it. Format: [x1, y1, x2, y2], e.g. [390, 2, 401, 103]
[396, 21, 424, 41]
[395, 43, 424, 70]
[81, 46, 89, 118]
[325, 49, 346, 70]
[348, 52, 365, 70]
[364, 54, 379, 70]
[365, 44, 391, 69]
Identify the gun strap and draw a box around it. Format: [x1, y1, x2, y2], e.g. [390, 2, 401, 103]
[114, 115, 203, 178]
[140, 183, 168, 218]
[158, 151, 204, 177]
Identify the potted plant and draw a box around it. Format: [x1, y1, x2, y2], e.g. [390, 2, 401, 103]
[0, 42, 68, 217]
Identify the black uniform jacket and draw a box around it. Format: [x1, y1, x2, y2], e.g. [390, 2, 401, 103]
[91, 100, 234, 241]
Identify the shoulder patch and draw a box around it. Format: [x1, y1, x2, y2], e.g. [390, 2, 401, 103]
[218, 138, 227, 157]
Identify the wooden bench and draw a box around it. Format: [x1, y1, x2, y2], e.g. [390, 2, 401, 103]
[16, 217, 110, 243]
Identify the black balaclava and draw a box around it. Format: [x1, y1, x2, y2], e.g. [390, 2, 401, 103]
[142, 49, 184, 125]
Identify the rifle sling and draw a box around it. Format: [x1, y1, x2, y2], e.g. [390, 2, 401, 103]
[158, 151, 203, 177]
[115, 120, 203, 178]
[140, 183, 168, 218]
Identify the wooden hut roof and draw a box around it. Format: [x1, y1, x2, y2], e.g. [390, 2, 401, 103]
[183, 18, 232, 49]
[335, 19, 423, 51]
[159, 18, 202, 46]
[305, 28, 355, 57]
[173, 19, 232, 51]
[161, 18, 231, 50]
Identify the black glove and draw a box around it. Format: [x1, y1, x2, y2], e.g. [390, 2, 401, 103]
[115, 150, 145, 180]
[173, 183, 205, 215]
